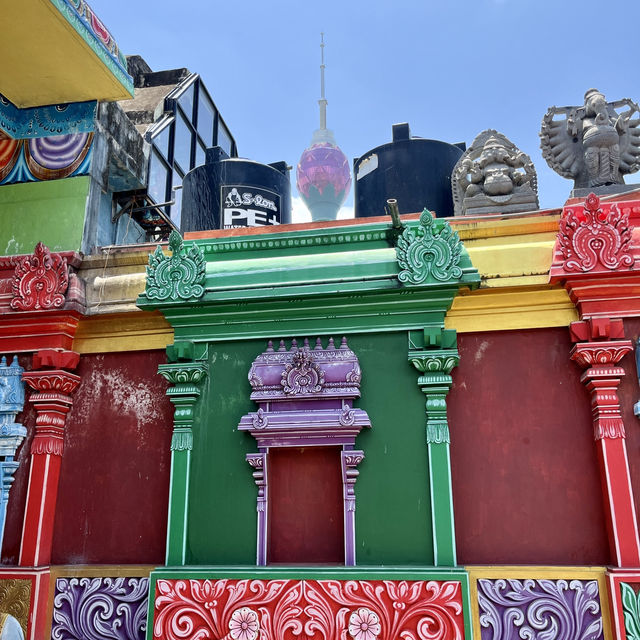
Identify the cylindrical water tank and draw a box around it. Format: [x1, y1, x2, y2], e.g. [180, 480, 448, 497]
[180, 147, 291, 232]
[354, 123, 465, 219]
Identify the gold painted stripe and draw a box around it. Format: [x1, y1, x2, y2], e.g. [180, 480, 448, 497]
[452, 212, 561, 241]
[73, 312, 173, 354]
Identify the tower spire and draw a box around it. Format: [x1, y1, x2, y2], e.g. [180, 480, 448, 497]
[319, 32, 327, 130]
[297, 31, 351, 222]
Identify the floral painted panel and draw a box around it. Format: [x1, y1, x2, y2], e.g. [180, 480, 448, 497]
[621, 582, 640, 640]
[477, 578, 603, 640]
[51, 577, 149, 640]
[153, 579, 465, 640]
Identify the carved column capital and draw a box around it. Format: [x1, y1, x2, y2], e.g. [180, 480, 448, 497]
[158, 361, 208, 451]
[570, 341, 633, 369]
[246, 453, 266, 514]
[22, 351, 80, 457]
[569, 320, 633, 441]
[341, 450, 364, 512]
[410, 349, 459, 444]
[409, 350, 460, 375]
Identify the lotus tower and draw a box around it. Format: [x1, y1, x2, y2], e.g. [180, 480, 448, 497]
[296, 34, 351, 221]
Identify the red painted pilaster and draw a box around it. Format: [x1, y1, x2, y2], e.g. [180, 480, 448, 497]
[570, 319, 640, 567]
[19, 349, 80, 567]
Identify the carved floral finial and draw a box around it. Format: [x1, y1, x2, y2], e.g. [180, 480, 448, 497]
[10, 242, 68, 311]
[396, 210, 463, 285]
[559, 193, 634, 272]
[281, 348, 325, 394]
[145, 231, 206, 301]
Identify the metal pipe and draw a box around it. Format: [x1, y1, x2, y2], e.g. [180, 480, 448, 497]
[386, 198, 403, 229]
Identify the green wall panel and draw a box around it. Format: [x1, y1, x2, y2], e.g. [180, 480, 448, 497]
[188, 340, 263, 565]
[349, 333, 433, 566]
[0, 177, 88, 254]
[188, 332, 433, 566]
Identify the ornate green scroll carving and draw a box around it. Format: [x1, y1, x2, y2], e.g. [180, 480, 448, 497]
[146, 231, 206, 302]
[396, 210, 463, 285]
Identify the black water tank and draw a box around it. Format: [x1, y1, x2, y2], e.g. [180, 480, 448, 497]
[354, 123, 465, 218]
[180, 147, 291, 231]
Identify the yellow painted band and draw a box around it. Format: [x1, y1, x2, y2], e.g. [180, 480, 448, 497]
[446, 286, 578, 333]
[73, 312, 173, 354]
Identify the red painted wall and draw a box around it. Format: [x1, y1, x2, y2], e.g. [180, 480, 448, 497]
[49, 350, 173, 564]
[449, 327, 610, 565]
[268, 447, 344, 564]
[620, 319, 640, 533]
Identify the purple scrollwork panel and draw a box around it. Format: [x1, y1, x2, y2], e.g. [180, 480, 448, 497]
[51, 577, 149, 640]
[477, 578, 603, 640]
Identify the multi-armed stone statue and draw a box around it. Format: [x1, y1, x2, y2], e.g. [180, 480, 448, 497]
[452, 130, 539, 216]
[540, 89, 640, 194]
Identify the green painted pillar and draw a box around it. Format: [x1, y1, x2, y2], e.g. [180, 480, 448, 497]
[409, 328, 459, 567]
[158, 359, 207, 566]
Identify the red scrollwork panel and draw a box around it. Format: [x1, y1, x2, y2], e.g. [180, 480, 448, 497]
[558, 193, 634, 273]
[153, 578, 464, 640]
[10, 242, 69, 311]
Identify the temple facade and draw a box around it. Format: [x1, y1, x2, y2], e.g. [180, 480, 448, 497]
[2, 3, 640, 640]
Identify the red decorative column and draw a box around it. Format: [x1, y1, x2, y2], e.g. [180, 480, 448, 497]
[570, 319, 640, 566]
[19, 349, 80, 567]
[549, 194, 640, 570]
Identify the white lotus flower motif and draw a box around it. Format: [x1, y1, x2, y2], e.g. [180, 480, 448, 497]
[348, 607, 381, 640]
[229, 607, 259, 640]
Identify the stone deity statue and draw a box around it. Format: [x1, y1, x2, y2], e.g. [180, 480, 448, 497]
[452, 130, 539, 216]
[540, 89, 640, 191]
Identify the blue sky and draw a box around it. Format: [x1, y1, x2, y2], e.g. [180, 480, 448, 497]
[95, 0, 640, 219]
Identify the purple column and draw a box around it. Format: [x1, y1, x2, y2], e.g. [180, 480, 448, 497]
[341, 450, 364, 566]
[247, 453, 268, 566]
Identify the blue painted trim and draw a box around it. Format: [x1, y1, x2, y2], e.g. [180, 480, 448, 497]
[0, 97, 96, 138]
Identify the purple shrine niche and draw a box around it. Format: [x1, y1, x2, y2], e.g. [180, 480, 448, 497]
[238, 337, 371, 566]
